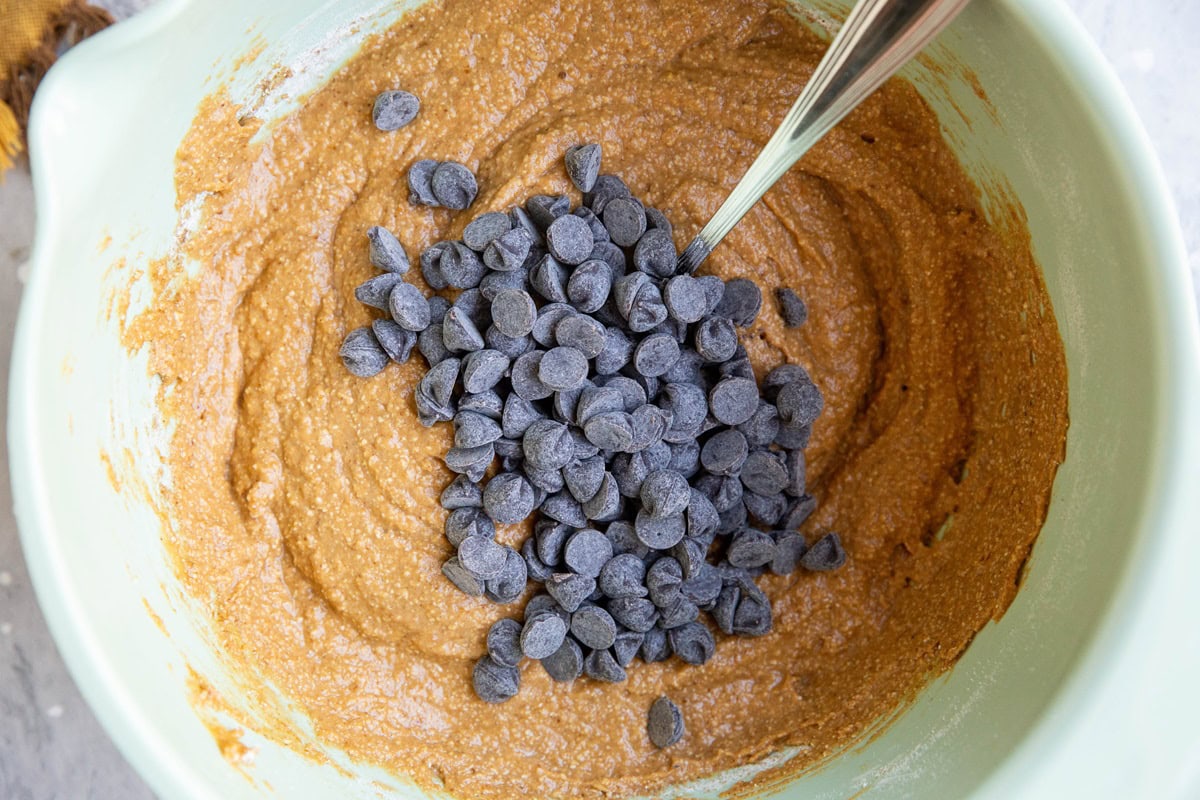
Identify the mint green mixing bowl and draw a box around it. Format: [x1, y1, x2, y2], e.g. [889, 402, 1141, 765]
[10, 0, 1200, 797]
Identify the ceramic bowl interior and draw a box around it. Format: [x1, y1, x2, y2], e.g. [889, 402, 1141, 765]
[10, 0, 1200, 798]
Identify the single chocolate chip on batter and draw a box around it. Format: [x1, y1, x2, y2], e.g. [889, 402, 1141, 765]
[372, 89, 420, 131]
[647, 696, 685, 748]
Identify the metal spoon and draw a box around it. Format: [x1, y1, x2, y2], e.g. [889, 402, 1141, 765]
[676, 0, 973, 273]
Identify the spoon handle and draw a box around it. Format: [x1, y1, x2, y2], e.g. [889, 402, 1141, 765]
[677, 0, 972, 273]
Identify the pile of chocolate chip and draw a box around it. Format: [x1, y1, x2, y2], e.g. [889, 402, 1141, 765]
[342, 91, 845, 746]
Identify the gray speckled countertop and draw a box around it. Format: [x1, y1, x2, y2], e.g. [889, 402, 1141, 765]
[1, 1, 1197, 797]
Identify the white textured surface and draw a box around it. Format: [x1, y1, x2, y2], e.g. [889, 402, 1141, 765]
[0, 1, 1196, 798]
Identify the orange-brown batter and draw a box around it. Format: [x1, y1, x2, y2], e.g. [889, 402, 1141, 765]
[130, 0, 1068, 796]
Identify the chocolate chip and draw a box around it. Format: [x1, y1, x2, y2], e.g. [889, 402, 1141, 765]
[445, 444, 494, 482]
[658, 596, 700, 629]
[565, 143, 602, 193]
[715, 277, 762, 326]
[441, 475, 482, 511]
[459, 349, 508, 394]
[584, 411, 635, 452]
[564, 456, 606, 503]
[458, 534, 509, 579]
[712, 584, 739, 634]
[366, 226, 411, 274]
[584, 648, 626, 683]
[340, 327, 389, 378]
[584, 174, 631, 215]
[523, 419, 574, 471]
[606, 520, 649, 559]
[640, 628, 671, 662]
[646, 557, 683, 607]
[408, 159, 440, 206]
[482, 472, 536, 524]
[633, 333, 680, 378]
[732, 581, 773, 636]
[431, 161, 479, 210]
[441, 306, 485, 353]
[564, 528, 613, 578]
[484, 272, 530, 313]
[439, 242, 486, 289]
[571, 605, 618, 649]
[669, 622, 715, 665]
[355, 272, 403, 310]
[680, 563, 722, 606]
[567, 260, 612, 313]
[740, 450, 789, 496]
[483, 227, 533, 272]
[589, 240, 627, 276]
[542, 490, 588, 527]
[544, 572, 597, 613]
[743, 491, 787, 527]
[613, 630, 644, 667]
[531, 520, 567, 568]
[572, 207, 609, 246]
[699, 429, 747, 476]
[473, 655, 520, 703]
[487, 289, 534, 338]
[647, 695, 685, 747]
[736, 401, 780, 449]
[776, 287, 808, 327]
[776, 375, 825, 427]
[801, 532, 846, 572]
[727, 529, 777, 569]
[555, 314, 606, 358]
[686, 489, 720, 540]
[598, 553, 648, 598]
[372, 90, 419, 131]
[582, 473, 621, 521]
[462, 211, 513, 252]
[594, 327, 634, 375]
[454, 411, 502, 449]
[602, 197, 647, 247]
[530, 253, 569, 303]
[774, 420, 812, 450]
[659, 382, 708, 433]
[487, 618, 524, 667]
[522, 538, 553, 583]
[546, 214, 594, 265]
[662, 274, 707, 324]
[770, 531, 807, 575]
[784, 448, 806, 497]
[696, 274, 725, 314]
[371, 319, 417, 363]
[486, 547, 528, 603]
[694, 316, 738, 362]
[525, 194, 570, 230]
[419, 243, 451, 291]
[534, 346, 587, 392]
[443, 556, 484, 596]
[632, 228, 677, 278]
[716, 500, 748, 536]
[607, 596, 658, 633]
[527, 304, 569, 349]
[783, 494, 818, 530]
[708, 377, 759, 426]
[499, 394, 539, 439]
[669, 441, 701, 477]
[692, 473, 743, 513]
[521, 611, 568, 659]
[511, 351, 553, 401]
[639, 470, 690, 519]
[541, 636, 584, 682]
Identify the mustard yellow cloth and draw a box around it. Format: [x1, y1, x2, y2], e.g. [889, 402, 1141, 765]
[1, 0, 112, 172]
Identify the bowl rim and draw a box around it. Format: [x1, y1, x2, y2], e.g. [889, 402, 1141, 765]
[9, 0, 1200, 798]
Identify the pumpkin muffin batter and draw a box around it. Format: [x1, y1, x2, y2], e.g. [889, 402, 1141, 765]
[131, 0, 1068, 796]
